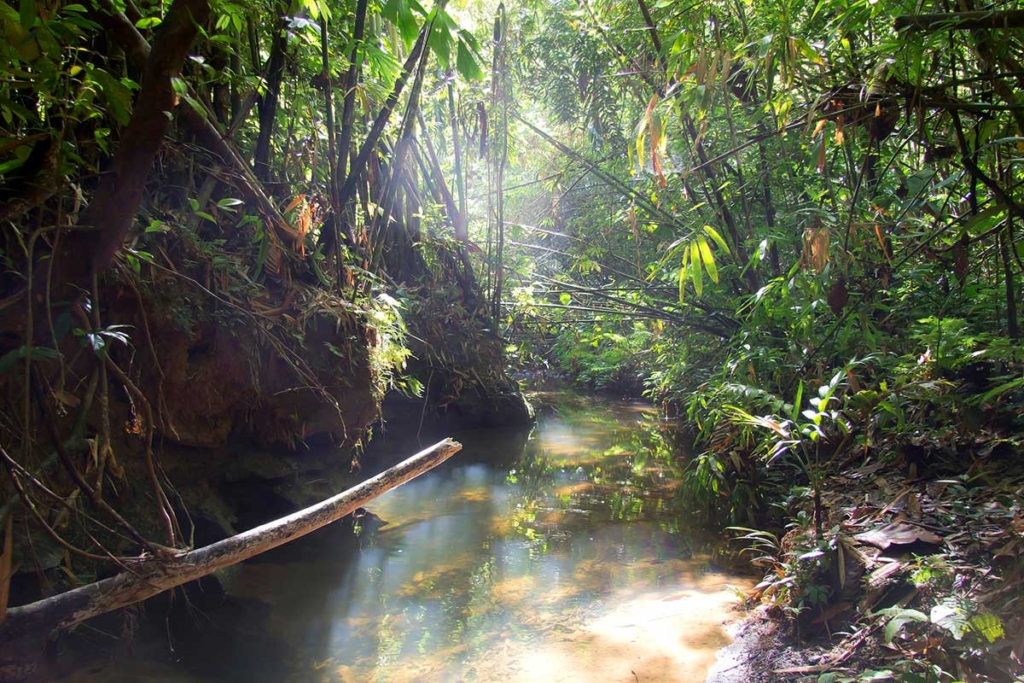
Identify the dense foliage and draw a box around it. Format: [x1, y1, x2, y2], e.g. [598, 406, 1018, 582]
[2, 0, 1023, 678]
[0, 0, 518, 657]
[492, 0, 1024, 679]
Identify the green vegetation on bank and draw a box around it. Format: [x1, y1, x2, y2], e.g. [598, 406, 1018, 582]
[492, 0, 1024, 680]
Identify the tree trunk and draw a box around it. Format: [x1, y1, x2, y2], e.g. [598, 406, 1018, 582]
[0, 0, 211, 342]
[253, 0, 289, 183]
[91, 0, 301, 247]
[72, 0, 209, 286]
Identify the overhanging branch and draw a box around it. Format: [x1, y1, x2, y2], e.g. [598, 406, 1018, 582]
[0, 439, 462, 673]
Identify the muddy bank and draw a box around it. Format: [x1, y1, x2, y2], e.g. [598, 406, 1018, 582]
[706, 607, 806, 683]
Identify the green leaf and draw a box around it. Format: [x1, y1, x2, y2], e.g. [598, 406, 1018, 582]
[427, 14, 452, 69]
[689, 240, 703, 297]
[969, 612, 1004, 643]
[181, 94, 205, 116]
[931, 598, 969, 640]
[979, 375, 1024, 403]
[0, 157, 26, 175]
[19, 0, 36, 29]
[384, 0, 421, 48]
[878, 608, 928, 644]
[905, 169, 936, 199]
[128, 249, 154, 265]
[791, 381, 804, 423]
[696, 235, 718, 283]
[456, 37, 483, 80]
[92, 69, 133, 126]
[703, 225, 731, 254]
[312, 255, 331, 286]
[678, 245, 689, 303]
[0, 345, 61, 376]
[559, 292, 571, 305]
[135, 16, 162, 29]
[171, 77, 188, 96]
[635, 127, 646, 175]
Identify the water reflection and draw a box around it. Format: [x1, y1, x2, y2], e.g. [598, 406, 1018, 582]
[70, 393, 750, 683]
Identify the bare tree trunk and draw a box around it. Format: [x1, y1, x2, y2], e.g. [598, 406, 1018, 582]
[491, 4, 508, 321]
[253, 0, 289, 183]
[330, 0, 369, 257]
[0, 439, 462, 682]
[337, 22, 432, 210]
[448, 82, 468, 239]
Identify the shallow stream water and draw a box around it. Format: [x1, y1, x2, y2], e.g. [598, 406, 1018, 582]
[70, 392, 751, 682]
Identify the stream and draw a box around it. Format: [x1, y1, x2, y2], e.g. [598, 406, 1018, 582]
[69, 392, 752, 682]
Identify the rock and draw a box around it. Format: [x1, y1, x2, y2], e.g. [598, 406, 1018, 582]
[446, 378, 536, 428]
[223, 449, 296, 483]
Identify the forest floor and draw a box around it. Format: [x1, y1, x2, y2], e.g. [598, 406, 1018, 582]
[707, 441, 1024, 683]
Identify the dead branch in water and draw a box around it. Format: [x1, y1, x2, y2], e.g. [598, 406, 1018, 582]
[0, 439, 462, 680]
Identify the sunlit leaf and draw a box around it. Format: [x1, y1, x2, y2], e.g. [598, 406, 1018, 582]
[689, 240, 703, 297]
[678, 245, 689, 303]
[456, 37, 483, 80]
[702, 225, 730, 254]
[696, 235, 718, 283]
[969, 612, 1004, 643]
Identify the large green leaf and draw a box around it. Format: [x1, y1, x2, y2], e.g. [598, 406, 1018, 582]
[678, 245, 689, 303]
[456, 34, 483, 80]
[689, 240, 703, 297]
[91, 69, 134, 126]
[696, 234, 718, 283]
[702, 225, 730, 254]
[382, 0, 422, 48]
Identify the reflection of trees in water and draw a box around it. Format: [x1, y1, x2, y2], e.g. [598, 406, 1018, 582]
[239, 395, 707, 680]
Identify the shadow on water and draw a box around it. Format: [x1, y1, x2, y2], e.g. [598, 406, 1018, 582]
[65, 392, 752, 683]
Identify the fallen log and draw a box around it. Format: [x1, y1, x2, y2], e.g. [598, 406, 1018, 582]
[0, 438, 461, 681]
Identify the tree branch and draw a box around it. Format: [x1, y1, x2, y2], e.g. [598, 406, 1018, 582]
[0, 439, 462, 676]
[895, 10, 1024, 32]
